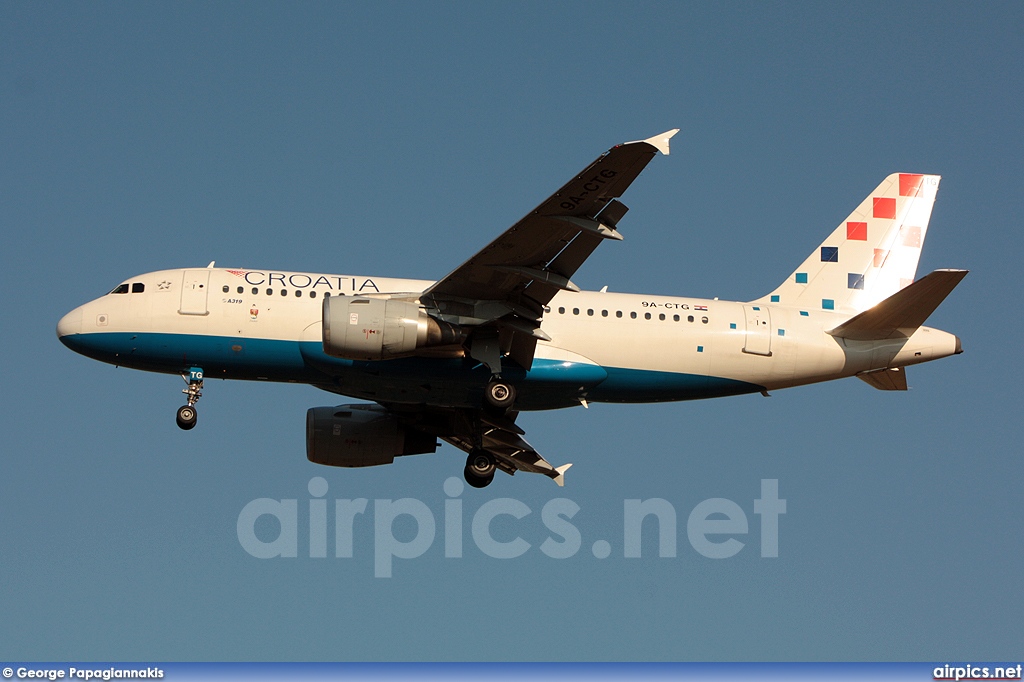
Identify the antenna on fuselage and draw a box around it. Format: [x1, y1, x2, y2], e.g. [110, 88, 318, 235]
[206, 261, 215, 268]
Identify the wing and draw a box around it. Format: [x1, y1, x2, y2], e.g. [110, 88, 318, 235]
[385, 404, 572, 486]
[420, 130, 678, 371]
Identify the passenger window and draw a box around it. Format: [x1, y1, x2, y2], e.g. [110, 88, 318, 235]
[222, 285, 229, 293]
[325, 292, 331, 298]
[558, 307, 565, 314]
[266, 288, 273, 296]
[616, 311, 622, 318]
[688, 315, 694, 322]
[630, 312, 637, 319]
[587, 309, 594, 316]
[109, 284, 129, 294]
[644, 312, 652, 320]
[659, 313, 665, 321]
[237, 286, 244, 294]
[132, 283, 145, 293]
[702, 316, 709, 324]
[543, 306, 551, 313]
[310, 291, 317, 298]
[281, 290, 287, 296]
[573, 308, 579, 315]
[601, 310, 608, 317]
[673, 314, 680, 322]
[295, 290, 302, 297]
[252, 287, 258, 295]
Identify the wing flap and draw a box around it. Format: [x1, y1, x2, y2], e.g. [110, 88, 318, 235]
[387, 403, 572, 485]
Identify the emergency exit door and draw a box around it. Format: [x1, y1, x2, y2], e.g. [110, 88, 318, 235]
[742, 305, 772, 356]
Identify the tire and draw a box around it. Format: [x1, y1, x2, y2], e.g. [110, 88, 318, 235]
[484, 380, 516, 410]
[464, 450, 496, 487]
[176, 405, 197, 430]
[464, 467, 494, 488]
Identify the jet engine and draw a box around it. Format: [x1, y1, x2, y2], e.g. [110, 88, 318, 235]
[322, 296, 462, 361]
[306, 404, 437, 467]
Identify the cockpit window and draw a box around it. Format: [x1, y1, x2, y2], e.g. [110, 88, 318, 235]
[132, 283, 145, 293]
[109, 284, 129, 294]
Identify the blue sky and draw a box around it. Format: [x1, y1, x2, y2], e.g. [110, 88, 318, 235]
[1, 1, 1021, 661]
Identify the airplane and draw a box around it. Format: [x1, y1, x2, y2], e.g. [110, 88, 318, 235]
[56, 129, 966, 488]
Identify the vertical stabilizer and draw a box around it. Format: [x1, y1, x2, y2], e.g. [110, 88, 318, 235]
[758, 174, 940, 314]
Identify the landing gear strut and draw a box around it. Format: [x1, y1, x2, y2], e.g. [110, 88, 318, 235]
[464, 450, 496, 488]
[176, 367, 203, 430]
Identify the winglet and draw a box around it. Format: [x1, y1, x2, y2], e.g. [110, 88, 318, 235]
[553, 463, 573, 487]
[643, 129, 679, 155]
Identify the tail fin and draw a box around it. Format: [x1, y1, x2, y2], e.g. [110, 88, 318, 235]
[759, 173, 941, 314]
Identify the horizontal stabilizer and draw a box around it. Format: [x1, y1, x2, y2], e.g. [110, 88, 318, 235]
[827, 269, 968, 341]
[858, 367, 908, 391]
[553, 463, 573, 487]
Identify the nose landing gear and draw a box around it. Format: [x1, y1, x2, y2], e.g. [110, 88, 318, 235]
[176, 405, 197, 430]
[176, 367, 203, 430]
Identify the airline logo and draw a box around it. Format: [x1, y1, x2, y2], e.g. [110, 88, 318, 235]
[224, 269, 380, 293]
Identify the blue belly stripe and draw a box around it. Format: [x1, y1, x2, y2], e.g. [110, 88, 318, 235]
[59, 331, 763, 407]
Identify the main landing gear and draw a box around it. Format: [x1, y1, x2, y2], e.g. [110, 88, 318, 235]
[176, 367, 203, 430]
[463, 378, 516, 487]
[484, 378, 516, 411]
[464, 450, 496, 488]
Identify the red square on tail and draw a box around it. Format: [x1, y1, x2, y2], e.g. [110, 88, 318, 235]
[846, 221, 868, 241]
[873, 249, 887, 267]
[873, 197, 896, 219]
[899, 174, 924, 197]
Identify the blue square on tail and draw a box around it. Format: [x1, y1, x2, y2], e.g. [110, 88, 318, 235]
[821, 247, 839, 262]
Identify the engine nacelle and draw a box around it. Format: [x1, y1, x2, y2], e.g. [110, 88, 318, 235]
[322, 296, 461, 360]
[306, 404, 437, 468]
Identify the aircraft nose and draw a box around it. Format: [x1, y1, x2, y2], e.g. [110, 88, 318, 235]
[57, 307, 83, 341]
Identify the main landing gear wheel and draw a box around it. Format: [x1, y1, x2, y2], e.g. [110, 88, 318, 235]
[484, 379, 516, 411]
[176, 405, 197, 430]
[464, 450, 496, 488]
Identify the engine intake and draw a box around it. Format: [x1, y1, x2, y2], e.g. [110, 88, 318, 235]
[306, 404, 437, 468]
[322, 296, 461, 360]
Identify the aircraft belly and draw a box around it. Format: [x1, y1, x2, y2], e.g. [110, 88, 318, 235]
[300, 341, 607, 410]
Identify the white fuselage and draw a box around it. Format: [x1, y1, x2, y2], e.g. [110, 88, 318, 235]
[57, 267, 960, 411]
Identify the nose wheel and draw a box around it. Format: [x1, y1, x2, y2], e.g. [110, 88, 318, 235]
[464, 450, 496, 488]
[176, 405, 197, 430]
[177, 367, 204, 430]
